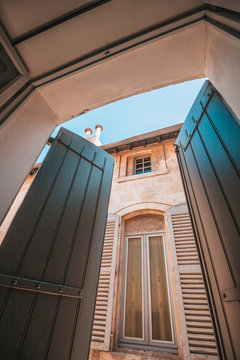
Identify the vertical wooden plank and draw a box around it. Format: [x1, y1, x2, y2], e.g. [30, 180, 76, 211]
[65, 165, 104, 287]
[18, 294, 58, 360]
[0, 289, 34, 359]
[43, 157, 93, 284]
[206, 95, 240, 171]
[46, 297, 79, 360]
[18, 150, 80, 280]
[198, 114, 240, 229]
[0, 141, 68, 274]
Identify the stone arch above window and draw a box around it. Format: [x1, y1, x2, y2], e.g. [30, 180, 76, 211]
[115, 201, 170, 217]
[125, 213, 165, 234]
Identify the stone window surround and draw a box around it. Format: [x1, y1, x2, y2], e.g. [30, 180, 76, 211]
[115, 211, 178, 355]
[117, 145, 168, 183]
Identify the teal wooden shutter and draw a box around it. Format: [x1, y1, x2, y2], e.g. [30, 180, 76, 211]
[0, 128, 114, 360]
[175, 80, 240, 359]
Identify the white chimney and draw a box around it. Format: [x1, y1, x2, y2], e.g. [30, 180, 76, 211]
[84, 128, 93, 140]
[95, 125, 103, 145]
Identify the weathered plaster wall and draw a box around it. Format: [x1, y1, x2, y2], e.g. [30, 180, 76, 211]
[90, 349, 180, 360]
[205, 25, 240, 119]
[89, 138, 186, 360]
[0, 91, 58, 225]
[0, 171, 36, 244]
[108, 139, 185, 216]
[39, 23, 205, 123]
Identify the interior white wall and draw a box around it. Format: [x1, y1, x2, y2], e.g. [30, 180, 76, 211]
[38, 22, 240, 123]
[0, 0, 202, 79]
[0, 91, 58, 225]
[205, 25, 240, 119]
[39, 23, 206, 123]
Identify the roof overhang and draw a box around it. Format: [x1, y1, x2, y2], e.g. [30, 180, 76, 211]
[102, 123, 182, 153]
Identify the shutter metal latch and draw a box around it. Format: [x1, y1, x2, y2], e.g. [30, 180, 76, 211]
[0, 273, 83, 299]
[222, 287, 240, 302]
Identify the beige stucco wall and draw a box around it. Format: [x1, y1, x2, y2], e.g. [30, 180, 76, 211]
[0, 170, 37, 245]
[89, 349, 180, 360]
[0, 91, 57, 226]
[108, 138, 185, 216]
[90, 137, 186, 360]
[205, 25, 240, 120]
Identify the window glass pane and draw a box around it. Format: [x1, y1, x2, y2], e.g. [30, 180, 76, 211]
[149, 236, 172, 341]
[125, 237, 142, 338]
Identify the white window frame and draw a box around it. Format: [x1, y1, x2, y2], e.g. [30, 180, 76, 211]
[146, 233, 175, 346]
[122, 235, 145, 343]
[119, 231, 177, 353]
[135, 156, 152, 175]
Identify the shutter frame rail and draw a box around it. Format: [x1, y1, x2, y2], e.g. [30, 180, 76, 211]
[0, 273, 83, 298]
[55, 131, 105, 171]
[222, 287, 240, 302]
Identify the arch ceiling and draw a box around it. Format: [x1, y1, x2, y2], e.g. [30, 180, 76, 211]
[0, 0, 239, 123]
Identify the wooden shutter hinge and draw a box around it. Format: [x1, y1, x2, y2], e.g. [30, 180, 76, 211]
[47, 136, 54, 146]
[222, 287, 240, 302]
[0, 273, 83, 299]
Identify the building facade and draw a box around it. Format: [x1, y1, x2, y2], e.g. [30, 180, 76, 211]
[89, 124, 219, 360]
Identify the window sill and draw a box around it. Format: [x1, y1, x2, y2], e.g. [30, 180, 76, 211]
[114, 345, 179, 358]
[117, 168, 168, 183]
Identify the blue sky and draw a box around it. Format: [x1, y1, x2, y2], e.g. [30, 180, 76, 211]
[38, 78, 206, 161]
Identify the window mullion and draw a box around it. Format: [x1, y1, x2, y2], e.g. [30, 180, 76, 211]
[145, 234, 152, 345]
[143, 234, 150, 344]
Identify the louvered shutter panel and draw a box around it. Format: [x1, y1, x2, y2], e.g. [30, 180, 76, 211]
[167, 204, 219, 359]
[91, 215, 119, 351]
